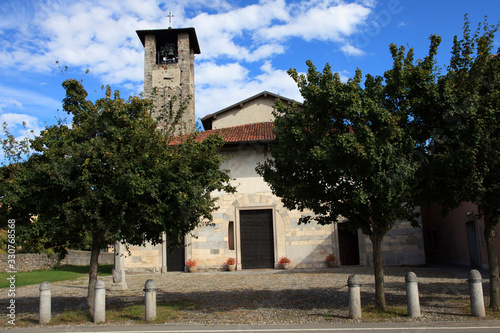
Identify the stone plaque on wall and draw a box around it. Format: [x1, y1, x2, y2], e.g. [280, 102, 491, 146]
[152, 67, 180, 88]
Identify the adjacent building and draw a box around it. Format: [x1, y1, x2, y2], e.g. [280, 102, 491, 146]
[421, 203, 500, 269]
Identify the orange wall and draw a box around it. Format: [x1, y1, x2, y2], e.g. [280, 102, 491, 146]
[421, 203, 500, 269]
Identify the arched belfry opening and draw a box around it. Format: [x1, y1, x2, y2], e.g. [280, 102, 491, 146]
[157, 42, 178, 64]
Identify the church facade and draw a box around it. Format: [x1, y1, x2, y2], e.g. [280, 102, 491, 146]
[122, 27, 425, 272]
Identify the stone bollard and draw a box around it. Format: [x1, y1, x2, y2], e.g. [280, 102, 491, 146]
[110, 241, 128, 291]
[348, 274, 362, 319]
[94, 280, 106, 323]
[405, 272, 421, 318]
[468, 269, 485, 317]
[39, 281, 51, 324]
[144, 279, 157, 321]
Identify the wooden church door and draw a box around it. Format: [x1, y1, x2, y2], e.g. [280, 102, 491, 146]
[239, 209, 275, 269]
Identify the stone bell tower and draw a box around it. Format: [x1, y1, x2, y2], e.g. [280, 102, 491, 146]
[137, 27, 200, 134]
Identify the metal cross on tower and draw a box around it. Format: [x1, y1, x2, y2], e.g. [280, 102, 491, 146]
[167, 10, 174, 28]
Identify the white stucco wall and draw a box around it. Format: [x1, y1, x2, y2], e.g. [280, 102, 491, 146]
[220, 144, 271, 194]
[191, 144, 339, 270]
[123, 144, 425, 271]
[211, 97, 276, 129]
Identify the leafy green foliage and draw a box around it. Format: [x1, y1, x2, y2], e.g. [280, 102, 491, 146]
[257, 38, 441, 311]
[0, 79, 234, 310]
[1, 78, 233, 250]
[0, 229, 7, 254]
[418, 17, 500, 213]
[417, 16, 500, 309]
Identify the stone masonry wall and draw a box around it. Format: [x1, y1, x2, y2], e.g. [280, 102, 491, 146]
[191, 220, 229, 269]
[64, 250, 114, 266]
[361, 220, 426, 266]
[286, 216, 336, 269]
[191, 192, 336, 270]
[0, 250, 115, 272]
[0, 253, 63, 272]
[121, 197, 425, 271]
[144, 31, 195, 135]
[124, 243, 161, 273]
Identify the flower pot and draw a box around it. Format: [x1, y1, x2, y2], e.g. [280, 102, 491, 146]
[188, 266, 196, 273]
[281, 263, 290, 270]
[227, 264, 236, 272]
[327, 260, 337, 268]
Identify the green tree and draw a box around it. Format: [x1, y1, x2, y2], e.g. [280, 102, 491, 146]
[0, 79, 235, 314]
[0, 229, 7, 254]
[417, 17, 500, 309]
[257, 38, 440, 311]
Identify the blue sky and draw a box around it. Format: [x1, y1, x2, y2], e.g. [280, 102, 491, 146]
[1, 0, 499, 141]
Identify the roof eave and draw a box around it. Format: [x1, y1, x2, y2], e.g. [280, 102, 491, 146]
[136, 27, 201, 54]
[200, 91, 302, 123]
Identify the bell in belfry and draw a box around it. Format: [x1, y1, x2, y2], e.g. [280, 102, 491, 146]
[167, 45, 175, 58]
[166, 43, 176, 59]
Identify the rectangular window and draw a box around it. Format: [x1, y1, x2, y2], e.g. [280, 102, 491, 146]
[228, 221, 235, 250]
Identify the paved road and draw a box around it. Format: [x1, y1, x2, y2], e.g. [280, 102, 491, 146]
[2, 321, 500, 333]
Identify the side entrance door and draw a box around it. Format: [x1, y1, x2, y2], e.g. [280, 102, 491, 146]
[338, 227, 360, 265]
[240, 209, 274, 269]
[166, 237, 186, 271]
[465, 220, 481, 268]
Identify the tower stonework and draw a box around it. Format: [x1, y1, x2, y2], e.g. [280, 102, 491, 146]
[137, 28, 200, 134]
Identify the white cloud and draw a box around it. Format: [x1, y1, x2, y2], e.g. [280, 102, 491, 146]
[1, 0, 373, 80]
[335, 69, 352, 82]
[195, 60, 301, 121]
[0, 98, 22, 112]
[0, 85, 61, 113]
[0, 0, 376, 131]
[261, 1, 371, 42]
[246, 44, 287, 62]
[0, 84, 62, 138]
[341, 43, 365, 56]
[196, 62, 249, 87]
[0, 113, 43, 164]
[254, 61, 302, 101]
[187, 0, 290, 62]
[0, 113, 43, 148]
[189, 0, 373, 64]
[358, 0, 377, 8]
[0, 113, 39, 130]
[0, 0, 150, 81]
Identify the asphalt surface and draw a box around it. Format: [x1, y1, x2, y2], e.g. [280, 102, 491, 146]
[1, 320, 500, 333]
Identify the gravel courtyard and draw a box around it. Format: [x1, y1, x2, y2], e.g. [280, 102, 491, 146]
[2, 265, 498, 327]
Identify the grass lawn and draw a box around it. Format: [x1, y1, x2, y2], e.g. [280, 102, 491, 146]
[48, 300, 192, 325]
[6, 300, 194, 328]
[0, 265, 113, 289]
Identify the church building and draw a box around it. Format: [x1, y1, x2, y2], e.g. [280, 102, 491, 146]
[122, 26, 426, 272]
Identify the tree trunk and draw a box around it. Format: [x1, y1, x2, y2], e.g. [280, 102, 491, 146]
[484, 216, 500, 309]
[87, 232, 103, 316]
[370, 232, 386, 311]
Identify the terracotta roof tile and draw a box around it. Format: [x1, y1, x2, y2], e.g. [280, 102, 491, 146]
[170, 122, 275, 145]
